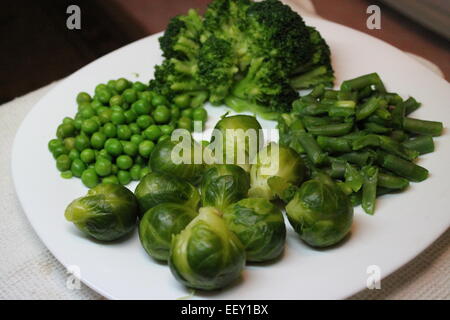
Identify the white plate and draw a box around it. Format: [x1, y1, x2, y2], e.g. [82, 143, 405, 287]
[12, 16, 450, 299]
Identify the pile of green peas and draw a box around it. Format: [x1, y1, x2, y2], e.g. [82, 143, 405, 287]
[48, 78, 208, 188]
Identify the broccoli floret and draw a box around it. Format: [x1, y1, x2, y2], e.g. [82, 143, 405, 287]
[289, 26, 334, 90]
[244, 0, 313, 71]
[198, 36, 239, 104]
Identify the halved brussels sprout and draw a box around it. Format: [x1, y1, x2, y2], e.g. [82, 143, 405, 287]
[286, 173, 354, 247]
[223, 198, 286, 262]
[169, 207, 245, 290]
[149, 138, 204, 185]
[139, 203, 198, 261]
[65, 183, 138, 241]
[209, 114, 263, 171]
[200, 164, 250, 212]
[248, 142, 306, 200]
[134, 172, 200, 218]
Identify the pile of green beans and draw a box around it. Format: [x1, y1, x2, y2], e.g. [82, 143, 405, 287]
[278, 73, 444, 215]
[48, 78, 208, 188]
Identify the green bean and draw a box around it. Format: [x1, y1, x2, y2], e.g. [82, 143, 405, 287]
[338, 151, 374, 166]
[328, 106, 355, 118]
[362, 166, 378, 215]
[296, 103, 329, 116]
[317, 136, 352, 153]
[390, 103, 405, 129]
[356, 97, 385, 121]
[341, 73, 386, 93]
[298, 133, 328, 165]
[357, 86, 374, 100]
[336, 181, 353, 196]
[402, 136, 435, 155]
[324, 90, 339, 99]
[307, 122, 353, 137]
[367, 114, 391, 127]
[352, 134, 380, 150]
[364, 122, 391, 134]
[389, 130, 408, 142]
[377, 173, 409, 189]
[345, 163, 364, 192]
[324, 159, 347, 178]
[403, 118, 443, 137]
[378, 136, 419, 161]
[375, 105, 391, 120]
[303, 116, 336, 128]
[403, 97, 421, 116]
[309, 84, 326, 98]
[377, 151, 428, 182]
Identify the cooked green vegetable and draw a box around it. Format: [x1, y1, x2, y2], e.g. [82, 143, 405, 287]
[64, 183, 138, 241]
[201, 164, 250, 211]
[223, 198, 286, 262]
[149, 138, 205, 184]
[134, 172, 200, 217]
[248, 142, 306, 200]
[286, 173, 353, 247]
[210, 114, 263, 171]
[139, 203, 197, 261]
[169, 207, 245, 290]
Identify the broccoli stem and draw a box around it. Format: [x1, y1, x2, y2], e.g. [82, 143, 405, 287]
[289, 66, 333, 90]
[224, 95, 279, 121]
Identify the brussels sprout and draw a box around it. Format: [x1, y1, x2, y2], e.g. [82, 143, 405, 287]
[210, 114, 263, 171]
[223, 198, 286, 262]
[149, 139, 204, 185]
[248, 142, 306, 200]
[201, 164, 250, 212]
[139, 203, 197, 261]
[286, 173, 353, 247]
[169, 207, 245, 290]
[64, 183, 138, 241]
[134, 172, 200, 218]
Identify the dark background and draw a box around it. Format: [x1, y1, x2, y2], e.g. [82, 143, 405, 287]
[1, 0, 449, 104]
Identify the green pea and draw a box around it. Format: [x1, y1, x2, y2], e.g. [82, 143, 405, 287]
[160, 124, 174, 136]
[177, 117, 192, 131]
[103, 123, 117, 138]
[74, 134, 90, 151]
[129, 123, 141, 135]
[94, 158, 112, 177]
[80, 148, 96, 164]
[111, 105, 123, 112]
[117, 170, 132, 185]
[173, 94, 191, 109]
[138, 91, 153, 102]
[76, 92, 92, 105]
[56, 154, 72, 172]
[80, 106, 96, 120]
[81, 119, 99, 135]
[123, 88, 137, 104]
[116, 155, 133, 170]
[171, 106, 181, 120]
[105, 138, 123, 156]
[138, 140, 155, 158]
[74, 118, 83, 130]
[123, 141, 138, 157]
[109, 95, 124, 107]
[56, 123, 76, 139]
[131, 81, 144, 91]
[181, 108, 193, 119]
[124, 110, 137, 124]
[117, 125, 132, 140]
[130, 164, 142, 181]
[97, 89, 112, 104]
[136, 115, 154, 129]
[68, 149, 80, 161]
[132, 99, 151, 116]
[192, 107, 207, 122]
[62, 117, 75, 126]
[111, 110, 126, 125]
[102, 175, 119, 184]
[64, 137, 76, 151]
[111, 164, 119, 174]
[143, 125, 162, 141]
[134, 155, 145, 166]
[115, 78, 129, 93]
[81, 168, 99, 188]
[153, 105, 171, 123]
[151, 94, 167, 107]
[130, 134, 144, 145]
[139, 167, 151, 179]
[90, 132, 107, 150]
[48, 139, 63, 153]
[97, 149, 112, 161]
[157, 135, 170, 144]
[107, 80, 117, 90]
[52, 145, 68, 159]
[60, 171, 73, 179]
[71, 159, 86, 177]
[91, 99, 103, 110]
[121, 102, 130, 111]
[77, 101, 91, 112]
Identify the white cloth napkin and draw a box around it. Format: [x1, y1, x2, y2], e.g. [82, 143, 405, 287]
[0, 0, 448, 300]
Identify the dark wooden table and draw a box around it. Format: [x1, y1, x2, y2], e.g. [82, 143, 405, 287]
[1, 0, 448, 104]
